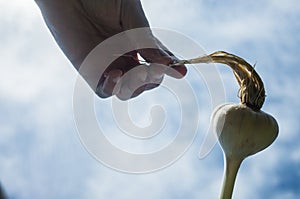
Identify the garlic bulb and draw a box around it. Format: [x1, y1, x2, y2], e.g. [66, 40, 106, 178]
[214, 103, 278, 160]
[213, 103, 278, 199]
[172, 51, 279, 199]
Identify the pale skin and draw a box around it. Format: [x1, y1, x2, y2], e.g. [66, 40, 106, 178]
[35, 0, 187, 100]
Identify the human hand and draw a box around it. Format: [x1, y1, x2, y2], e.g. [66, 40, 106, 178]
[35, 0, 186, 100]
[97, 48, 187, 100]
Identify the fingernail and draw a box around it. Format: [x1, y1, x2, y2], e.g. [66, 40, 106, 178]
[166, 65, 187, 79]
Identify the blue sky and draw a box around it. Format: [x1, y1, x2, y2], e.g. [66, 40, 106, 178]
[0, 0, 300, 199]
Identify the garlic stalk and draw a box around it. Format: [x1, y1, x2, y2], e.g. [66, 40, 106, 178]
[171, 51, 279, 199]
[171, 51, 265, 110]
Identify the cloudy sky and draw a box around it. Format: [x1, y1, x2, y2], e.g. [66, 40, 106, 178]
[1, 0, 300, 199]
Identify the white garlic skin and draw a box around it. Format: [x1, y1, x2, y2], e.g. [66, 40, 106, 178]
[213, 103, 279, 160]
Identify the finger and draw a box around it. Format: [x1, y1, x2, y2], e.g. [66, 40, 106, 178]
[139, 48, 187, 79]
[96, 51, 140, 98]
[143, 63, 165, 90]
[116, 66, 148, 100]
[101, 69, 123, 97]
[138, 48, 172, 65]
[116, 63, 167, 100]
[156, 45, 187, 79]
[152, 38, 188, 78]
[105, 51, 139, 73]
[165, 64, 187, 79]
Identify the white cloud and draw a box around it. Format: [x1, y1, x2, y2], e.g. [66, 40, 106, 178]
[142, 0, 300, 50]
[1, 0, 300, 199]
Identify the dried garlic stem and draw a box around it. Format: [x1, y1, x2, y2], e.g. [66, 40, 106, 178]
[171, 51, 265, 110]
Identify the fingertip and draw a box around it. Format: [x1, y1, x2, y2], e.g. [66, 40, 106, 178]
[139, 48, 173, 66]
[102, 69, 123, 96]
[116, 85, 146, 101]
[166, 65, 187, 79]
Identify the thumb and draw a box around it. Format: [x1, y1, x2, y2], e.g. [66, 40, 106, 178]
[119, 0, 187, 78]
[139, 48, 187, 79]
